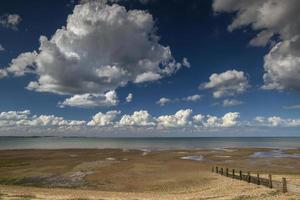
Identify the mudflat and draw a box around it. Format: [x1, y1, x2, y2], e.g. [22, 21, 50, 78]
[0, 148, 299, 199]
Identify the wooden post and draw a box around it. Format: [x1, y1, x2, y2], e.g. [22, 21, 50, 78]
[216, 166, 218, 174]
[268, 174, 273, 188]
[232, 169, 235, 179]
[226, 168, 229, 177]
[247, 172, 251, 183]
[221, 168, 223, 175]
[257, 173, 260, 185]
[282, 177, 287, 193]
[240, 170, 242, 180]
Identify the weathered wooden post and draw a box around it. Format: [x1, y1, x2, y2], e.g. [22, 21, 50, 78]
[240, 170, 242, 180]
[257, 173, 260, 185]
[247, 172, 251, 183]
[268, 174, 273, 188]
[282, 177, 287, 193]
[221, 168, 224, 175]
[226, 168, 229, 177]
[232, 169, 235, 179]
[216, 166, 218, 174]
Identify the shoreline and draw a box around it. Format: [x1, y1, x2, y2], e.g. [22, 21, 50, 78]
[2, 137, 300, 150]
[0, 147, 299, 151]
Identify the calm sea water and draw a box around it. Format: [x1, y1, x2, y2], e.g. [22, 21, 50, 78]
[0, 137, 300, 150]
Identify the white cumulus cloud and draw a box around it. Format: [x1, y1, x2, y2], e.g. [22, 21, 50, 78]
[126, 93, 133, 103]
[254, 116, 300, 127]
[0, 110, 85, 128]
[193, 114, 205, 123]
[203, 112, 240, 128]
[156, 97, 171, 106]
[0, 69, 7, 79]
[221, 112, 240, 127]
[59, 90, 118, 108]
[262, 38, 300, 91]
[1, 109, 300, 136]
[119, 110, 155, 126]
[6, 52, 37, 77]
[156, 109, 192, 128]
[201, 70, 249, 98]
[213, 0, 300, 91]
[7, 0, 186, 96]
[87, 110, 120, 126]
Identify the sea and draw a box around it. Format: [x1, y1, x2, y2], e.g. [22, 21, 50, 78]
[0, 137, 300, 150]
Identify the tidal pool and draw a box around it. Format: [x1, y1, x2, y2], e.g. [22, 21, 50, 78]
[250, 150, 300, 158]
[181, 155, 204, 161]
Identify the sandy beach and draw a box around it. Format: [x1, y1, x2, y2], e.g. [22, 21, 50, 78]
[0, 148, 299, 200]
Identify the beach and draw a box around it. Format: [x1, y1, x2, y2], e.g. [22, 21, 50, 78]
[0, 148, 300, 199]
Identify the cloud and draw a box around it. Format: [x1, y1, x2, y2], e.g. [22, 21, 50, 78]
[204, 115, 219, 128]
[213, 0, 300, 91]
[193, 114, 204, 123]
[262, 38, 300, 91]
[7, 0, 186, 96]
[201, 70, 249, 98]
[6, 52, 37, 77]
[221, 112, 240, 127]
[87, 110, 120, 126]
[157, 94, 202, 106]
[0, 51, 35, 79]
[119, 110, 155, 126]
[134, 72, 162, 83]
[267, 116, 283, 127]
[2, 109, 300, 135]
[0, 110, 85, 127]
[59, 90, 119, 108]
[183, 94, 202, 102]
[0, 110, 30, 121]
[156, 109, 192, 128]
[23, 115, 86, 126]
[254, 116, 300, 127]
[156, 97, 171, 106]
[202, 112, 240, 128]
[126, 93, 133, 103]
[213, 0, 300, 38]
[222, 99, 243, 107]
[0, 69, 7, 79]
[182, 57, 191, 68]
[0, 14, 22, 30]
[254, 116, 265, 123]
[284, 104, 300, 110]
[0, 44, 5, 51]
[249, 30, 274, 47]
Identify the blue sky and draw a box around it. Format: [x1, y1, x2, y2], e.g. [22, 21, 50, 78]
[0, 0, 299, 136]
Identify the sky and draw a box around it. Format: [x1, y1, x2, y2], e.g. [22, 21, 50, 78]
[0, 0, 300, 137]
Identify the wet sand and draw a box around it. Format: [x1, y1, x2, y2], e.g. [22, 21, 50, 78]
[0, 148, 299, 199]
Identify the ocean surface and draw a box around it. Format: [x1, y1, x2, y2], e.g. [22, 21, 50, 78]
[0, 137, 300, 150]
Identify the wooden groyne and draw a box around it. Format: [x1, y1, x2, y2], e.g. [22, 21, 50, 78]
[212, 166, 300, 194]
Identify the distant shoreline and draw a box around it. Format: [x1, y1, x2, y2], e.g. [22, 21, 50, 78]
[1, 136, 300, 138]
[1, 137, 300, 150]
